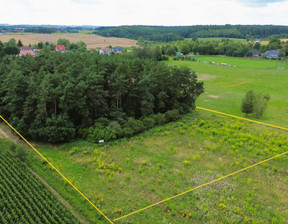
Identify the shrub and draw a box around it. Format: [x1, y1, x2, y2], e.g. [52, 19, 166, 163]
[183, 160, 191, 167]
[241, 90, 254, 116]
[153, 113, 166, 125]
[165, 109, 180, 122]
[15, 147, 27, 162]
[87, 121, 117, 142]
[142, 117, 155, 129]
[218, 203, 227, 210]
[123, 118, 145, 136]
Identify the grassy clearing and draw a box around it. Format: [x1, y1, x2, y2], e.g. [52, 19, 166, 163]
[12, 110, 288, 223]
[165, 56, 288, 128]
[0, 33, 138, 49]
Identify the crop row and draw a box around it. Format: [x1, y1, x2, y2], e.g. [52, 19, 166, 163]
[0, 152, 80, 224]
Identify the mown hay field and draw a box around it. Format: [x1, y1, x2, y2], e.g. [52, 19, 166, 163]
[0, 33, 138, 48]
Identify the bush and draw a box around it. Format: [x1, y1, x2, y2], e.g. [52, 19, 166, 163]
[253, 94, 270, 119]
[153, 113, 166, 125]
[87, 121, 117, 142]
[142, 117, 155, 129]
[30, 113, 75, 142]
[241, 90, 254, 116]
[123, 118, 145, 135]
[241, 90, 270, 119]
[15, 147, 27, 162]
[165, 109, 180, 122]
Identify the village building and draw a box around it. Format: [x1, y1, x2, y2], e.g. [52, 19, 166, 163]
[99, 47, 112, 55]
[112, 47, 123, 53]
[18, 48, 35, 56]
[264, 50, 279, 59]
[56, 45, 66, 53]
[252, 49, 260, 57]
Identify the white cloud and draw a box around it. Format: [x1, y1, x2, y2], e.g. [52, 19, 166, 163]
[235, 0, 286, 7]
[0, 0, 287, 25]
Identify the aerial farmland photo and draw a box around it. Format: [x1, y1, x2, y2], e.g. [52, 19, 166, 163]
[0, 0, 288, 223]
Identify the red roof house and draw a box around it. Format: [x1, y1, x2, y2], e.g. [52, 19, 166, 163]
[56, 45, 66, 52]
[19, 49, 35, 56]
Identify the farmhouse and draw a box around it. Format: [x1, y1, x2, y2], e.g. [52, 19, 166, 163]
[56, 45, 66, 53]
[112, 46, 123, 53]
[19, 48, 35, 56]
[252, 49, 260, 57]
[19, 46, 32, 51]
[14, 28, 25, 32]
[264, 50, 279, 59]
[99, 47, 112, 55]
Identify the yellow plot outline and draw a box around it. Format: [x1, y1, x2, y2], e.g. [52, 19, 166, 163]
[1, 106, 288, 223]
[113, 106, 288, 222]
[0, 115, 114, 224]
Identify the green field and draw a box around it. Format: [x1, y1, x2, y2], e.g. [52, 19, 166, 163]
[0, 140, 80, 224]
[9, 110, 288, 223]
[2, 55, 288, 223]
[166, 56, 288, 128]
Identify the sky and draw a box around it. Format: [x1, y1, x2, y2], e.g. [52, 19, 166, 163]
[0, 0, 288, 26]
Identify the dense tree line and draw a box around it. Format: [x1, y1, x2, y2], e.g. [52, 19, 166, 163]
[0, 52, 203, 142]
[155, 38, 287, 58]
[95, 25, 288, 42]
[24, 27, 57, 33]
[0, 39, 20, 57]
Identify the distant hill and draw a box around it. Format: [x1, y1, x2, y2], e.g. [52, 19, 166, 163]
[94, 25, 288, 42]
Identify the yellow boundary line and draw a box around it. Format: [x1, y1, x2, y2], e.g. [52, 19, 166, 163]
[196, 106, 288, 131]
[2, 107, 288, 223]
[0, 115, 114, 224]
[113, 107, 288, 222]
[114, 150, 288, 221]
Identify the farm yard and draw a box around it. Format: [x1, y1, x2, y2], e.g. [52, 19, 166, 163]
[166, 56, 288, 128]
[0, 33, 138, 49]
[2, 110, 286, 224]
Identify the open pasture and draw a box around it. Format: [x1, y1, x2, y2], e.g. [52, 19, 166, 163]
[0, 33, 138, 48]
[166, 56, 288, 128]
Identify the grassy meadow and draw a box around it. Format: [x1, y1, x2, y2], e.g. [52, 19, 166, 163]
[165, 56, 288, 128]
[5, 110, 287, 223]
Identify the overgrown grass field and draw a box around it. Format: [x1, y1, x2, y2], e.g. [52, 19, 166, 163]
[13, 110, 288, 223]
[165, 56, 288, 127]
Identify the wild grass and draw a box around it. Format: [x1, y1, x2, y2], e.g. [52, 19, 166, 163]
[14, 110, 288, 223]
